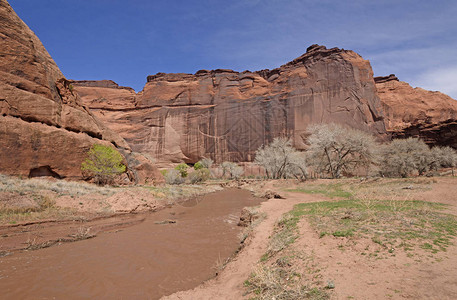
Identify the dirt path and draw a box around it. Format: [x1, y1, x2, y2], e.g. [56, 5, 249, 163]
[163, 188, 318, 300]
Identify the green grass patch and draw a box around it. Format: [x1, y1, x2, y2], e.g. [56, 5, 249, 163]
[287, 183, 353, 199]
[290, 198, 456, 254]
[332, 229, 354, 237]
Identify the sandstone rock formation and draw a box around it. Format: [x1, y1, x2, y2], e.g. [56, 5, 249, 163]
[375, 75, 457, 148]
[73, 44, 387, 164]
[5, 0, 455, 174]
[0, 0, 161, 183]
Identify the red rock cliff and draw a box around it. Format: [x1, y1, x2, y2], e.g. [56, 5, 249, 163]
[73, 44, 387, 164]
[375, 75, 457, 148]
[0, 0, 161, 183]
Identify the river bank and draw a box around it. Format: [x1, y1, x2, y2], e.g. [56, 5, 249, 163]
[0, 174, 223, 254]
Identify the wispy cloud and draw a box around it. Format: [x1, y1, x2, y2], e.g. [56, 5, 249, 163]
[414, 65, 457, 98]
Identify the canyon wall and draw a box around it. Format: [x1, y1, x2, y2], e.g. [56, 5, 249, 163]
[3, 0, 456, 177]
[0, 0, 161, 183]
[375, 75, 457, 148]
[74, 45, 387, 164]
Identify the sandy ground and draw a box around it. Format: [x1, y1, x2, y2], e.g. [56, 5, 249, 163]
[163, 178, 457, 300]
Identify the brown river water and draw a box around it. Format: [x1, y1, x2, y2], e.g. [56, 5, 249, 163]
[0, 188, 261, 299]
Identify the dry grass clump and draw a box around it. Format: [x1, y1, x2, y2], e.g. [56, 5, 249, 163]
[245, 263, 328, 300]
[264, 213, 300, 259]
[245, 210, 329, 299]
[0, 174, 116, 197]
[145, 184, 223, 202]
[0, 174, 119, 224]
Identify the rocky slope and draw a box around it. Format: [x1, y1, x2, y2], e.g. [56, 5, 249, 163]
[375, 75, 457, 148]
[0, 0, 161, 183]
[73, 44, 387, 164]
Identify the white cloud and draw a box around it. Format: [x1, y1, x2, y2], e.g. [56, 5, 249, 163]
[413, 65, 457, 99]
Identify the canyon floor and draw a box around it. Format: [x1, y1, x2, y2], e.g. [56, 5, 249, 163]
[1, 176, 457, 299]
[166, 177, 457, 300]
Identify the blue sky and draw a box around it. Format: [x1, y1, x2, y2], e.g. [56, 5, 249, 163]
[9, 0, 457, 98]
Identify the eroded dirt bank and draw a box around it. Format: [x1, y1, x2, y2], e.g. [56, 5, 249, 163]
[0, 188, 262, 299]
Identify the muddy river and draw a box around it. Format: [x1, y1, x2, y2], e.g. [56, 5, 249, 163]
[0, 188, 261, 299]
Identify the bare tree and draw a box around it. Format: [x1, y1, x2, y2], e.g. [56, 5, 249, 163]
[379, 137, 431, 177]
[430, 146, 457, 176]
[307, 124, 376, 178]
[287, 152, 308, 181]
[164, 169, 185, 185]
[254, 138, 307, 180]
[221, 162, 244, 179]
[199, 157, 214, 169]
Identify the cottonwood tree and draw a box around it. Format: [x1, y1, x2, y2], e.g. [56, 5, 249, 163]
[287, 151, 308, 180]
[221, 162, 244, 179]
[81, 144, 126, 185]
[254, 138, 307, 180]
[378, 137, 431, 177]
[430, 146, 457, 176]
[307, 124, 376, 178]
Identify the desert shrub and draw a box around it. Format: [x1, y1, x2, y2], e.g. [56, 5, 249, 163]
[188, 168, 211, 183]
[194, 161, 204, 170]
[81, 144, 126, 185]
[379, 138, 432, 177]
[307, 123, 376, 178]
[164, 169, 185, 185]
[199, 158, 214, 169]
[254, 138, 307, 180]
[221, 162, 244, 179]
[175, 163, 189, 178]
[430, 146, 457, 175]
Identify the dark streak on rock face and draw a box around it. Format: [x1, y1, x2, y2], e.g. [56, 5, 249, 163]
[73, 45, 388, 164]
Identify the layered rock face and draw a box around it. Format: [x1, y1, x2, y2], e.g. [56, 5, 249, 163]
[375, 75, 457, 148]
[73, 45, 387, 164]
[0, 0, 161, 183]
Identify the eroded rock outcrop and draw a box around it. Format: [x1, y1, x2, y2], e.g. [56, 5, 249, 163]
[73, 44, 387, 164]
[0, 0, 161, 183]
[375, 75, 457, 148]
